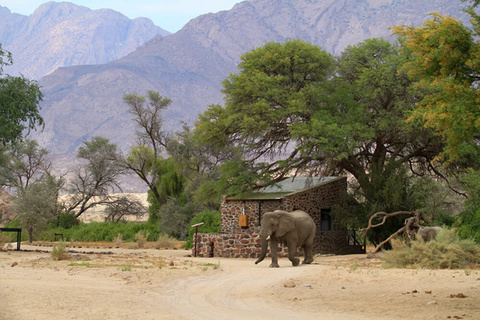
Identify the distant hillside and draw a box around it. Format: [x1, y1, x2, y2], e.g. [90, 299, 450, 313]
[32, 0, 470, 157]
[0, 2, 169, 79]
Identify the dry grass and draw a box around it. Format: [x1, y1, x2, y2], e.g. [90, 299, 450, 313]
[154, 234, 179, 249]
[134, 231, 149, 248]
[51, 241, 70, 261]
[383, 229, 480, 269]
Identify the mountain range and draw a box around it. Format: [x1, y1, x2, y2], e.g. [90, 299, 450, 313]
[0, 0, 471, 189]
[0, 2, 169, 79]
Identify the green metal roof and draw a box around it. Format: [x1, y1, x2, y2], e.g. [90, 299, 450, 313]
[227, 192, 291, 200]
[226, 177, 338, 201]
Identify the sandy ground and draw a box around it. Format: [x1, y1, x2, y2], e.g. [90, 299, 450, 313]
[1, 243, 479, 320]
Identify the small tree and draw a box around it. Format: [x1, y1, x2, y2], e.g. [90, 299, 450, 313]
[65, 136, 124, 218]
[14, 175, 63, 242]
[104, 195, 147, 223]
[0, 139, 51, 191]
[158, 195, 196, 239]
[122, 91, 171, 207]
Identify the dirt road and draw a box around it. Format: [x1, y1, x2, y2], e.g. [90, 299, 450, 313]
[1, 244, 479, 320]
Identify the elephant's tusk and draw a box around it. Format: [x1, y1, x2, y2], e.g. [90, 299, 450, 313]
[266, 235, 270, 240]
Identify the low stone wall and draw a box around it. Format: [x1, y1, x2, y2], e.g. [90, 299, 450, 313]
[193, 232, 290, 258]
[194, 231, 364, 258]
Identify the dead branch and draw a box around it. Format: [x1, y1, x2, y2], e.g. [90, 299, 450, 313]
[370, 226, 407, 254]
[361, 210, 430, 253]
[360, 211, 416, 233]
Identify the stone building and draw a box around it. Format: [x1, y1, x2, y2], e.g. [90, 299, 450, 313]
[193, 176, 365, 258]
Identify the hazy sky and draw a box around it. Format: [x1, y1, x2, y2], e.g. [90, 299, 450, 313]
[1, 0, 245, 32]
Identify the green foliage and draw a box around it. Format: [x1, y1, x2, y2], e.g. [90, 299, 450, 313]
[0, 43, 13, 73]
[196, 39, 442, 221]
[41, 222, 160, 242]
[55, 212, 80, 229]
[383, 229, 480, 269]
[126, 145, 154, 173]
[0, 44, 44, 146]
[158, 194, 196, 239]
[147, 157, 185, 223]
[455, 168, 480, 242]
[394, 12, 480, 164]
[196, 39, 337, 193]
[166, 124, 234, 208]
[184, 210, 221, 248]
[0, 232, 12, 248]
[0, 139, 51, 191]
[335, 165, 454, 246]
[14, 174, 63, 242]
[123, 91, 172, 214]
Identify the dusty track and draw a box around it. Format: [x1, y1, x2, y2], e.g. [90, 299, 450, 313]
[1, 244, 479, 320]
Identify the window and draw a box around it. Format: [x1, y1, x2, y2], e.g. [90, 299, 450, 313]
[320, 209, 332, 231]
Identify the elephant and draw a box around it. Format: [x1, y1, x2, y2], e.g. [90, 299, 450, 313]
[417, 226, 443, 242]
[255, 210, 316, 268]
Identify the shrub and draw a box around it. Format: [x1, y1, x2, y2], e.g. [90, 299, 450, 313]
[57, 212, 80, 229]
[67, 221, 159, 242]
[134, 231, 149, 248]
[51, 241, 70, 261]
[0, 233, 12, 250]
[155, 234, 179, 249]
[23, 221, 162, 243]
[184, 210, 221, 248]
[383, 229, 480, 269]
[113, 233, 123, 247]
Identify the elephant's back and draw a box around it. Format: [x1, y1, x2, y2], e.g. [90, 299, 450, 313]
[291, 210, 315, 224]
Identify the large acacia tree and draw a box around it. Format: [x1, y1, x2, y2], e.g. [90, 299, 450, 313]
[195, 39, 443, 230]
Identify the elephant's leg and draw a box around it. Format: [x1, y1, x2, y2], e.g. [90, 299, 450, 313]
[269, 238, 279, 268]
[287, 241, 300, 266]
[302, 243, 314, 264]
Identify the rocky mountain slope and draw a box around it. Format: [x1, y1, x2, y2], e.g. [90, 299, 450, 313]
[15, 0, 471, 157]
[0, 2, 169, 79]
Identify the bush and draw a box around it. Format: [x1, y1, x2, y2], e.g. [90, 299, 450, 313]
[134, 231, 149, 248]
[383, 229, 480, 269]
[0, 232, 12, 250]
[51, 241, 70, 261]
[155, 234, 179, 249]
[3, 220, 29, 241]
[66, 221, 159, 242]
[184, 210, 221, 248]
[57, 212, 80, 229]
[34, 221, 161, 243]
[455, 168, 480, 243]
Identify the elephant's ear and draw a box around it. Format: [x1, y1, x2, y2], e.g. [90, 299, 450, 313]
[275, 213, 295, 238]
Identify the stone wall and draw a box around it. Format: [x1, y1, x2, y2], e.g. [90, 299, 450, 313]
[281, 177, 349, 254]
[194, 232, 290, 258]
[220, 197, 283, 234]
[194, 177, 364, 258]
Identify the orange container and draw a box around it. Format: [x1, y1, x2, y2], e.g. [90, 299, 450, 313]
[239, 214, 248, 227]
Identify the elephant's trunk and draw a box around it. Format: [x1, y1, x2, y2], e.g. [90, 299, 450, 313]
[255, 236, 269, 264]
